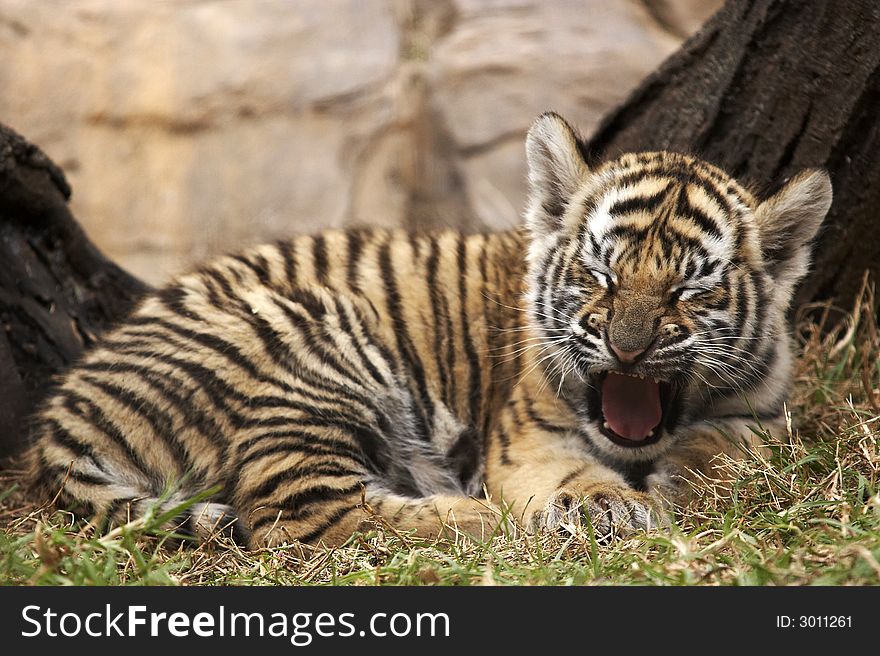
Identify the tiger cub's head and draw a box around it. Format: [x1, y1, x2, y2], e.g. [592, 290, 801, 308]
[523, 112, 832, 463]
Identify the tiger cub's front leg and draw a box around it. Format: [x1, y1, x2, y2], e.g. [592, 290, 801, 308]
[486, 421, 663, 537]
[646, 418, 779, 508]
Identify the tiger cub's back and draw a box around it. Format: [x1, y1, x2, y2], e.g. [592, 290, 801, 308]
[28, 228, 526, 545]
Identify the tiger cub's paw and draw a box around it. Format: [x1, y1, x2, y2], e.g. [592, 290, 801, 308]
[531, 483, 667, 539]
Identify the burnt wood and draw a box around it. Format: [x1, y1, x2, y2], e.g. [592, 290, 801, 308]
[0, 123, 149, 459]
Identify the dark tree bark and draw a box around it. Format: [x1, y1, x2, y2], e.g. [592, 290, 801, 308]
[0, 124, 149, 459]
[585, 0, 880, 308]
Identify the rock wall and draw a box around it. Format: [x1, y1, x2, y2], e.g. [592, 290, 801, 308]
[0, 0, 720, 284]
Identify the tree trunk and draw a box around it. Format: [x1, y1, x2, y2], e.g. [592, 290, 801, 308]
[0, 123, 149, 459]
[585, 0, 880, 308]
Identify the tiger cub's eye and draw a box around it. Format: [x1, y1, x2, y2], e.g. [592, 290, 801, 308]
[586, 268, 613, 289]
[670, 283, 712, 302]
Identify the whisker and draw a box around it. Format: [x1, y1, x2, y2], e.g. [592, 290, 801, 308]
[481, 333, 570, 355]
[487, 335, 573, 362]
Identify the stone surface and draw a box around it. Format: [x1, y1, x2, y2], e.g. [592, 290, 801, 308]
[0, 0, 721, 284]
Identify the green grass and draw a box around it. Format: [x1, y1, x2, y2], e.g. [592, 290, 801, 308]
[2, 282, 878, 586]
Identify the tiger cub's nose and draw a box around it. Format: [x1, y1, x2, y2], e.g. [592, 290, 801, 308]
[609, 343, 647, 364]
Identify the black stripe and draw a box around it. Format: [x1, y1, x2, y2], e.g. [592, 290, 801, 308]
[125, 317, 295, 396]
[439, 247, 459, 414]
[108, 347, 289, 431]
[278, 240, 298, 288]
[495, 425, 512, 466]
[80, 374, 195, 479]
[312, 235, 329, 285]
[606, 224, 651, 243]
[239, 416, 389, 473]
[694, 178, 734, 217]
[426, 236, 452, 407]
[660, 226, 711, 255]
[157, 286, 198, 321]
[250, 482, 363, 529]
[614, 168, 659, 188]
[750, 270, 767, 339]
[458, 237, 482, 427]
[274, 482, 364, 522]
[201, 267, 240, 304]
[290, 288, 328, 321]
[239, 302, 380, 412]
[345, 230, 364, 293]
[80, 359, 229, 454]
[559, 465, 588, 488]
[48, 465, 106, 487]
[332, 297, 388, 386]
[132, 318, 375, 416]
[269, 296, 371, 393]
[247, 462, 363, 501]
[231, 254, 271, 287]
[588, 233, 601, 258]
[58, 390, 160, 486]
[524, 398, 568, 434]
[292, 504, 359, 545]
[236, 429, 365, 466]
[42, 418, 101, 466]
[608, 188, 667, 217]
[253, 253, 272, 286]
[239, 442, 364, 471]
[677, 186, 723, 239]
[407, 231, 422, 260]
[150, 285, 381, 416]
[379, 240, 433, 442]
[200, 273, 230, 311]
[247, 311, 292, 359]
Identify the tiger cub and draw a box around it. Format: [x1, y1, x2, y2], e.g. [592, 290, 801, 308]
[27, 113, 832, 548]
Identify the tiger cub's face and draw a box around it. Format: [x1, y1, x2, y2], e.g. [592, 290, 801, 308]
[523, 113, 832, 463]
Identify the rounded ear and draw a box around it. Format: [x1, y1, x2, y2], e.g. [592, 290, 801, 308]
[754, 168, 832, 292]
[524, 112, 590, 234]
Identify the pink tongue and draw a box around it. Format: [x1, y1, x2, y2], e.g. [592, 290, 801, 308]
[601, 373, 662, 441]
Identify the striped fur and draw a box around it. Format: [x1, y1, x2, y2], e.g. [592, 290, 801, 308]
[26, 113, 832, 547]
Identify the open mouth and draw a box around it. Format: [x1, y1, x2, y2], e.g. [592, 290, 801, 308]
[591, 372, 679, 448]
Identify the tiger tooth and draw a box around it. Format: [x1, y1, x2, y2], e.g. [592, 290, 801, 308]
[647, 429, 654, 437]
[603, 421, 610, 430]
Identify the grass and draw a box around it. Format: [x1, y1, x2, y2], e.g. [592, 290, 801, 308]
[1, 280, 878, 586]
